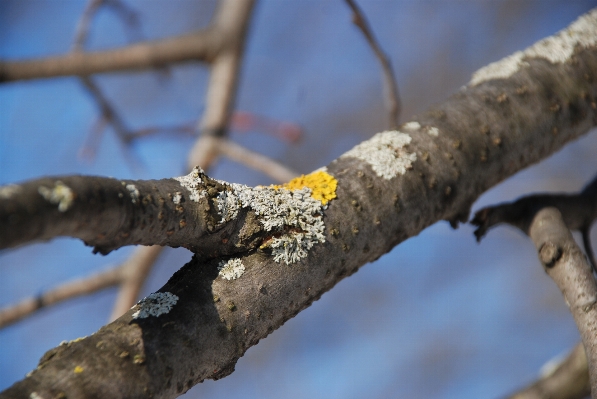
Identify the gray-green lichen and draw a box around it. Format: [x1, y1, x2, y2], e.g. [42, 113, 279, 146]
[427, 126, 440, 136]
[0, 184, 21, 199]
[470, 9, 597, 86]
[126, 184, 139, 204]
[172, 192, 183, 204]
[218, 258, 245, 280]
[38, 181, 74, 212]
[174, 167, 206, 202]
[215, 183, 326, 264]
[132, 292, 179, 319]
[341, 130, 417, 180]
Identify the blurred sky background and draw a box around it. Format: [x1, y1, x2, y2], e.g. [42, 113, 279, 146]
[1, 1, 597, 398]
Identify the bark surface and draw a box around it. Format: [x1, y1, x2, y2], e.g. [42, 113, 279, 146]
[1, 9, 597, 399]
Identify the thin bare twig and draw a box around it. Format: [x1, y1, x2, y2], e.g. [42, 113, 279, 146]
[0, 267, 122, 328]
[344, 0, 401, 128]
[188, 0, 256, 169]
[217, 138, 298, 183]
[72, 0, 104, 51]
[0, 29, 220, 83]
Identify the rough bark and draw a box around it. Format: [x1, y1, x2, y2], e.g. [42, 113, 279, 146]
[528, 208, 597, 397]
[1, 9, 597, 399]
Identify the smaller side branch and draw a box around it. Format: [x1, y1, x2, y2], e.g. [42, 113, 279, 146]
[0, 174, 230, 254]
[471, 175, 597, 396]
[0, 29, 221, 83]
[528, 208, 597, 396]
[472, 174, 597, 271]
[344, 0, 401, 128]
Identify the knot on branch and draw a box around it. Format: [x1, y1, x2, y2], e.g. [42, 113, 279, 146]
[539, 241, 563, 268]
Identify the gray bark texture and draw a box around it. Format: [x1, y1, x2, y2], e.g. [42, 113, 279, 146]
[1, 9, 597, 399]
[528, 208, 597, 396]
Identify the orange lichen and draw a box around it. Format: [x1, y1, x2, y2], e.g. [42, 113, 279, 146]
[274, 171, 337, 205]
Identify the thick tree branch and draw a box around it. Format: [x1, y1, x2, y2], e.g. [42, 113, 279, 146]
[1, 9, 597, 399]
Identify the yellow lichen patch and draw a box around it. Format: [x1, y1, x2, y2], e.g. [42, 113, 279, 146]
[74, 366, 84, 374]
[274, 171, 337, 205]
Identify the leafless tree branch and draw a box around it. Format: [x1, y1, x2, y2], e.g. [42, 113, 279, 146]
[472, 173, 597, 397]
[0, 266, 122, 328]
[0, 29, 221, 83]
[217, 138, 298, 182]
[344, 0, 401, 128]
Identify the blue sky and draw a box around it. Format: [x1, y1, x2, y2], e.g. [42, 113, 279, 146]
[1, 1, 596, 397]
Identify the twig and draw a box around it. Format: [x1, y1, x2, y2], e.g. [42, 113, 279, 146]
[472, 174, 597, 272]
[0, 29, 220, 83]
[79, 76, 131, 143]
[109, 245, 163, 321]
[188, 0, 256, 169]
[344, 0, 401, 128]
[471, 176, 597, 396]
[0, 266, 121, 328]
[506, 342, 590, 399]
[72, 0, 104, 51]
[217, 138, 298, 183]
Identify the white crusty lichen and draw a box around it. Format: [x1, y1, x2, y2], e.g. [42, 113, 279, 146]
[132, 292, 179, 319]
[215, 189, 241, 224]
[341, 130, 417, 180]
[38, 181, 74, 212]
[172, 191, 182, 204]
[126, 184, 139, 204]
[174, 166, 206, 202]
[426, 126, 440, 137]
[215, 184, 326, 265]
[218, 258, 246, 280]
[0, 184, 21, 199]
[470, 9, 597, 86]
[402, 121, 421, 130]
